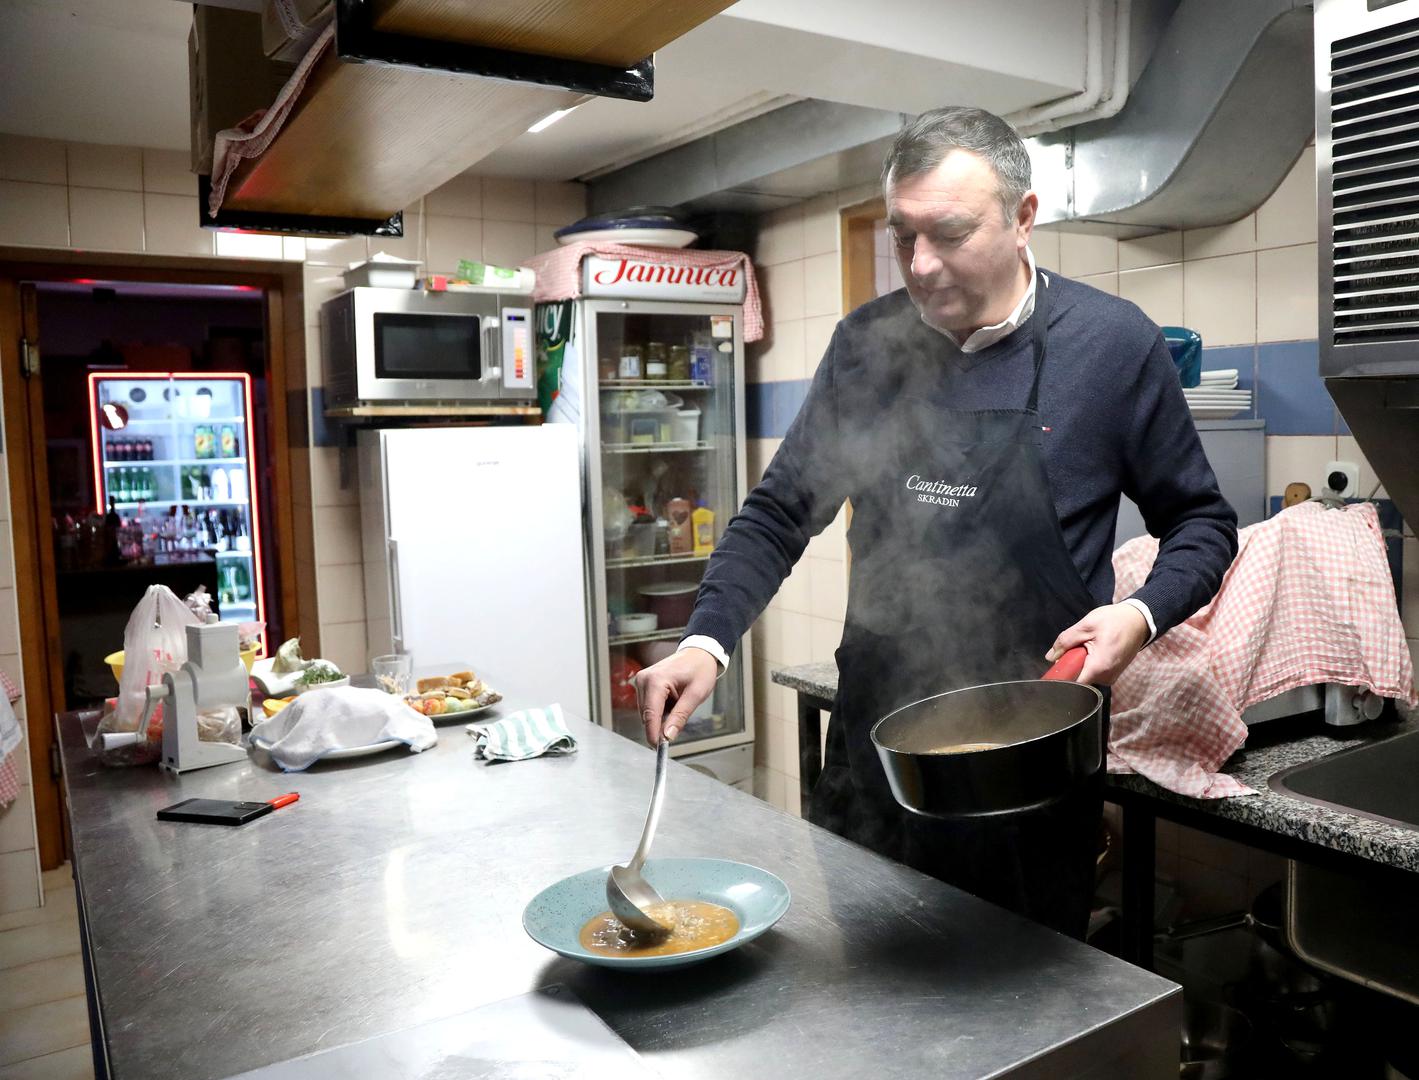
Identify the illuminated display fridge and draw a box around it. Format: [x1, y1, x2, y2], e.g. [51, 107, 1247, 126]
[88, 372, 267, 632]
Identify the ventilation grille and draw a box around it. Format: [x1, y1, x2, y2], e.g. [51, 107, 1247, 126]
[1330, 15, 1419, 345]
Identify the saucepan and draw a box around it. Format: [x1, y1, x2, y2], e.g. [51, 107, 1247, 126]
[870, 647, 1105, 819]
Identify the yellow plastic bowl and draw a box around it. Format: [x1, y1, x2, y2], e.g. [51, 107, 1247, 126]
[106, 646, 259, 684]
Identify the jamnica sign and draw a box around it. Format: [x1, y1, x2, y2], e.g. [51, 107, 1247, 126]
[582, 256, 747, 302]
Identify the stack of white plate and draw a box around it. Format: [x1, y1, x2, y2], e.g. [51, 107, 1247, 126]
[1183, 369, 1251, 419]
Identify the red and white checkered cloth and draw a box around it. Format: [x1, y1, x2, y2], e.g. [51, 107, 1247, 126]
[1108, 501, 1418, 798]
[0, 670, 24, 810]
[521, 242, 764, 342]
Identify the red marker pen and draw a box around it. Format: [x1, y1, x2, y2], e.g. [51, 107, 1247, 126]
[267, 793, 300, 810]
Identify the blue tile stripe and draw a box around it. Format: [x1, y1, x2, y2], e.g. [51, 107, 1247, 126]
[747, 339, 1341, 439]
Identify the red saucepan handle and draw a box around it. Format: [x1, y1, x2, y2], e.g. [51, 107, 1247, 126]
[1042, 646, 1088, 682]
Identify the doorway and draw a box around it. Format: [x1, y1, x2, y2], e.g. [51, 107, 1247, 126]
[0, 259, 299, 869]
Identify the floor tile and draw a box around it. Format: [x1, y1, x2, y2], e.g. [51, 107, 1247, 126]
[0, 1044, 94, 1080]
[0, 889, 76, 934]
[0, 920, 81, 972]
[0, 955, 85, 1012]
[39, 868, 71, 893]
[0, 997, 90, 1068]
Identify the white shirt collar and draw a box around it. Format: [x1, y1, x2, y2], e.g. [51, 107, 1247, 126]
[932, 247, 1040, 353]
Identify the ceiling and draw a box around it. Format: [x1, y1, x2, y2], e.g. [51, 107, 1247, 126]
[0, 0, 1092, 183]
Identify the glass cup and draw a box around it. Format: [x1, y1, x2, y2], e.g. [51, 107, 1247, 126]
[372, 653, 413, 696]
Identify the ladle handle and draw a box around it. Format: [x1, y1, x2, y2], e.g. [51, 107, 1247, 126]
[628, 738, 670, 873]
[1043, 646, 1088, 683]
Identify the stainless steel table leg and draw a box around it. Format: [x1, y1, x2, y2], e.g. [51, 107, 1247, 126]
[797, 695, 825, 817]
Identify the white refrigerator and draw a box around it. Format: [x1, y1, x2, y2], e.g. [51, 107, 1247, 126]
[360, 425, 591, 717]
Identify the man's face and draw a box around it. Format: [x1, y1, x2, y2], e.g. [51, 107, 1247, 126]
[886, 149, 1035, 334]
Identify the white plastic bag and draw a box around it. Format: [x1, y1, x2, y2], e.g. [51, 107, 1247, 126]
[93, 585, 202, 766]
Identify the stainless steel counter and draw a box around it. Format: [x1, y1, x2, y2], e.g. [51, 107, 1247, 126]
[58, 682, 1180, 1080]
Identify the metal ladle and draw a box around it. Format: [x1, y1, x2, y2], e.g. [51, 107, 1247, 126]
[607, 738, 673, 935]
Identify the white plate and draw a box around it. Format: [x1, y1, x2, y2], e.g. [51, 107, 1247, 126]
[249, 735, 405, 761]
[556, 227, 698, 248]
[1189, 407, 1250, 419]
[431, 701, 499, 724]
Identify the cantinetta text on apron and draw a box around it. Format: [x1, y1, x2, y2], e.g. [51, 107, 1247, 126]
[905, 474, 979, 507]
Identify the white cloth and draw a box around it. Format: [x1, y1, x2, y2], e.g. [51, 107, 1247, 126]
[248, 686, 436, 772]
[0, 693, 19, 758]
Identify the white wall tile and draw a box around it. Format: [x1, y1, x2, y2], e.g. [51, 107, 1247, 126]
[1119, 230, 1183, 271]
[762, 261, 805, 323]
[1118, 263, 1184, 326]
[142, 194, 212, 257]
[318, 621, 368, 675]
[1183, 253, 1256, 347]
[0, 182, 69, 247]
[1257, 146, 1317, 250]
[66, 142, 141, 191]
[1183, 213, 1257, 260]
[757, 206, 805, 267]
[316, 563, 366, 625]
[534, 226, 558, 255]
[69, 187, 143, 252]
[534, 180, 585, 226]
[803, 252, 840, 318]
[481, 177, 536, 223]
[313, 506, 362, 567]
[808, 557, 847, 622]
[141, 148, 195, 196]
[0, 136, 66, 184]
[423, 174, 482, 219]
[1059, 231, 1118, 276]
[0, 590, 18, 655]
[1256, 244, 1318, 343]
[1029, 227, 1060, 273]
[303, 232, 367, 268]
[773, 561, 812, 615]
[778, 609, 812, 667]
[759, 320, 805, 382]
[801, 194, 839, 258]
[482, 219, 536, 267]
[310, 446, 358, 507]
[1336, 435, 1387, 500]
[1265, 436, 1336, 498]
[1075, 271, 1118, 296]
[0, 794, 36, 856]
[803, 315, 837, 377]
[425, 215, 483, 275]
[809, 616, 843, 664]
[0, 848, 41, 914]
[372, 209, 423, 265]
[215, 231, 283, 260]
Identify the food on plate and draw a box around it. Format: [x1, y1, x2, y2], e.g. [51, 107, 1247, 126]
[579, 900, 739, 958]
[261, 697, 294, 718]
[404, 669, 501, 716]
[296, 661, 344, 686]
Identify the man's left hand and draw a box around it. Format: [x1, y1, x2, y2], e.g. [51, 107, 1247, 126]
[1045, 604, 1150, 685]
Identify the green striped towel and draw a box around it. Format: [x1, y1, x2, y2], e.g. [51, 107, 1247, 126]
[468, 703, 576, 762]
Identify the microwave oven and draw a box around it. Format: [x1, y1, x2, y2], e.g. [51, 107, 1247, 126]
[320, 287, 535, 409]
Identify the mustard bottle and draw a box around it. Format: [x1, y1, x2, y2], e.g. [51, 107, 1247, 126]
[692, 500, 715, 556]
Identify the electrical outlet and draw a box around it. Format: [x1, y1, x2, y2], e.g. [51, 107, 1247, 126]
[1323, 460, 1359, 498]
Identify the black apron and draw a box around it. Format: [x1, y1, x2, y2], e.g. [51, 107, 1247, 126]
[809, 271, 1106, 939]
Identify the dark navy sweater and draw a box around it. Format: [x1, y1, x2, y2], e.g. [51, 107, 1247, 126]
[685, 275, 1239, 655]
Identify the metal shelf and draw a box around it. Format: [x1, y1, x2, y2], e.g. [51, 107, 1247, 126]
[600, 380, 713, 390]
[608, 625, 688, 646]
[104, 459, 247, 467]
[602, 441, 712, 455]
[605, 552, 710, 570]
[111, 499, 250, 509]
[113, 416, 247, 425]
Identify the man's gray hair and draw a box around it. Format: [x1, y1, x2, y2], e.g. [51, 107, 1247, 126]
[881, 106, 1032, 219]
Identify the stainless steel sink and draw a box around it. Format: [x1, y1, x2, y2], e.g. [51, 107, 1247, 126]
[1268, 727, 1419, 832]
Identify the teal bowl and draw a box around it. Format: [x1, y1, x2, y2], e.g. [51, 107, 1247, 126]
[523, 857, 791, 970]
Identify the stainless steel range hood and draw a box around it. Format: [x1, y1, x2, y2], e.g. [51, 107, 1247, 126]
[1316, 0, 1419, 526]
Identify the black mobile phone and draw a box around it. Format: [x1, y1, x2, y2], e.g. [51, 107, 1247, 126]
[157, 798, 273, 826]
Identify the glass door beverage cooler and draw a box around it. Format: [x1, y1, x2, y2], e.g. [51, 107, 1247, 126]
[88, 372, 267, 633]
[541, 288, 755, 772]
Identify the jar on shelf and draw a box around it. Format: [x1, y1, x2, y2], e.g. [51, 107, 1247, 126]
[598, 355, 617, 381]
[645, 342, 669, 380]
[667, 345, 691, 381]
[618, 345, 645, 381]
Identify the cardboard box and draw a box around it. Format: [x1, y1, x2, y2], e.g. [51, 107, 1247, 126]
[189, 7, 296, 175]
[261, 0, 331, 62]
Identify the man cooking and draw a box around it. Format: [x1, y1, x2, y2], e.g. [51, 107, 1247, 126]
[635, 106, 1238, 939]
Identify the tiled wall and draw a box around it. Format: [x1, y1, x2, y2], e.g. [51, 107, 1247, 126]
[746, 147, 1416, 911]
[0, 132, 586, 906]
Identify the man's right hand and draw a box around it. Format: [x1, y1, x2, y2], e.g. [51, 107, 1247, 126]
[634, 648, 719, 746]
